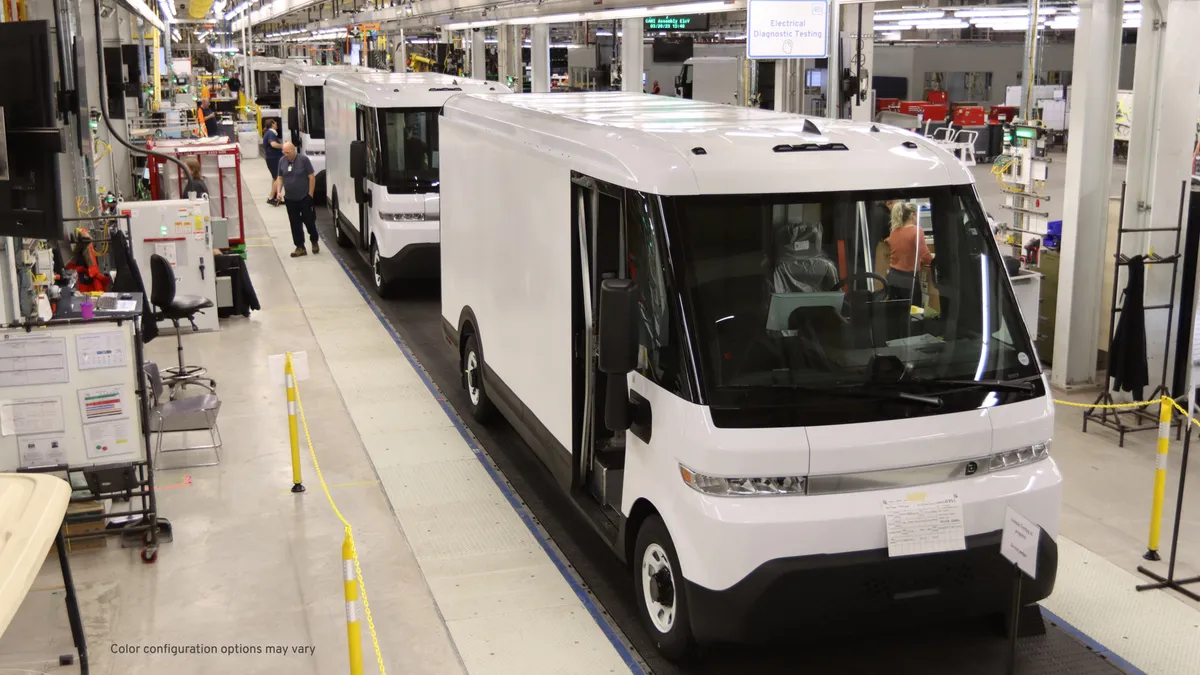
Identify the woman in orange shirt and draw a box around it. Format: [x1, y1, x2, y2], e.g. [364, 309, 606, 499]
[885, 202, 933, 307]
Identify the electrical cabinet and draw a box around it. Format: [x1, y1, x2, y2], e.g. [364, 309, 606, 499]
[119, 199, 219, 333]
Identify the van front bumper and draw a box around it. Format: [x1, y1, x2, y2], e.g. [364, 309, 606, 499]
[684, 529, 1056, 643]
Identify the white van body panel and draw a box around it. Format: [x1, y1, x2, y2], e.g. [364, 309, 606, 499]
[623, 373, 1060, 591]
[280, 64, 378, 164]
[440, 92, 1061, 603]
[324, 73, 510, 273]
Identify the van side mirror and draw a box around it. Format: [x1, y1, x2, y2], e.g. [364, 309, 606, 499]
[598, 278, 638, 375]
[349, 140, 366, 180]
[286, 106, 299, 144]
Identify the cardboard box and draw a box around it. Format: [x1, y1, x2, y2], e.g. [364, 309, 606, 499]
[49, 501, 109, 555]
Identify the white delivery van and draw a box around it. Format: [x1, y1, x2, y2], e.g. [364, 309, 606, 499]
[248, 56, 306, 128]
[323, 72, 511, 295]
[675, 56, 741, 105]
[280, 65, 378, 204]
[440, 93, 1060, 657]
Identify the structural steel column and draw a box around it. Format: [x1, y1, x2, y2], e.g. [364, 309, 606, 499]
[1123, 0, 1200, 382]
[621, 18, 644, 93]
[394, 29, 406, 72]
[1051, 0, 1124, 388]
[470, 27, 486, 79]
[847, 3, 873, 122]
[531, 23, 550, 93]
[497, 24, 519, 87]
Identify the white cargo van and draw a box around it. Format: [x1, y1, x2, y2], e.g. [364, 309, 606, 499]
[280, 65, 378, 204]
[323, 72, 511, 295]
[675, 56, 741, 105]
[440, 93, 1060, 657]
[249, 56, 307, 125]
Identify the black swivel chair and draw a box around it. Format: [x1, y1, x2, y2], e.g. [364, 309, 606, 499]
[150, 253, 216, 397]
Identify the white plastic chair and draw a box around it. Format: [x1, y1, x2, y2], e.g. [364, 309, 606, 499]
[951, 129, 979, 166]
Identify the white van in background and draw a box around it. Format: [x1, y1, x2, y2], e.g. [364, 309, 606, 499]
[323, 72, 511, 295]
[440, 92, 1060, 658]
[675, 56, 741, 105]
[280, 64, 377, 204]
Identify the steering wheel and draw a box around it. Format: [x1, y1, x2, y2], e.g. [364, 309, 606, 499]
[830, 272, 890, 301]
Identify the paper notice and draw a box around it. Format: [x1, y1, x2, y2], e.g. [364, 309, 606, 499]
[1001, 507, 1042, 579]
[0, 335, 69, 387]
[154, 241, 178, 266]
[18, 433, 66, 468]
[0, 397, 65, 436]
[78, 385, 127, 421]
[76, 331, 128, 370]
[83, 417, 136, 459]
[217, 154, 236, 168]
[883, 493, 967, 558]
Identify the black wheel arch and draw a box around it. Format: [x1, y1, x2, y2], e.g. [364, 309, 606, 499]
[624, 497, 661, 568]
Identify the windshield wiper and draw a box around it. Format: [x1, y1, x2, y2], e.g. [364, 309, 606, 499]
[901, 377, 1037, 393]
[728, 383, 943, 407]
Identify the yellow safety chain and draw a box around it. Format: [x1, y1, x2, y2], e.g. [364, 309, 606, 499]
[290, 355, 388, 675]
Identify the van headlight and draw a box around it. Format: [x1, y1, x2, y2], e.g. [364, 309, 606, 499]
[989, 442, 1051, 471]
[378, 211, 425, 222]
[679, 465, 807, 497]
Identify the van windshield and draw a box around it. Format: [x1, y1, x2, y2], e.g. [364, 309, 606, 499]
[376, 107, 439, 191]
[663, 185, 1041, 419]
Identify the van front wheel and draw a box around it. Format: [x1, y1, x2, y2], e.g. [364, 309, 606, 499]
[462, 334, 496, 423]
[634, 514, 696, 661]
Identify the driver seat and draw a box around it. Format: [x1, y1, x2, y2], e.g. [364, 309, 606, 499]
[769, 220, 839, 294]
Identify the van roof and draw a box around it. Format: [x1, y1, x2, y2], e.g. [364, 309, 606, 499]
[281, 64, 378, 87]
[442, 92, 974, 196]
[324, 72, 511, 108]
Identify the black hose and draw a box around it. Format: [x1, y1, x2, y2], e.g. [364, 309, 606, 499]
[91, 0, 194, 191]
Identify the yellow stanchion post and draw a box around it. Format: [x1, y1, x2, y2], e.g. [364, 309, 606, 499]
[1145, 394, 1172, 561]
[287, 353, 305, 493]
[343, 533, 365, 675]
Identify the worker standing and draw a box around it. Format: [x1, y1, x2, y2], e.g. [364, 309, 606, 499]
[198, 98, 219, 138]
[651, 80, 661, 95]
[273, 142, 320, 258]
[263, 119, 284, 205]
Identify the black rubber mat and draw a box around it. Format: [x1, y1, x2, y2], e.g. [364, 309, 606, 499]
[312, 212, 1132, 675]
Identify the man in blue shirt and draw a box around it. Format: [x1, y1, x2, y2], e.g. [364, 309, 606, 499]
[273, 142, 319, 257]
[263, 119, 284, 205]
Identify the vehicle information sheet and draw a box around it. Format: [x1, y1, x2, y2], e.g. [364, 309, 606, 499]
[883, 493, 967, 557]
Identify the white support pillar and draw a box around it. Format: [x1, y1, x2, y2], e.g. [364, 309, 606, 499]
[1051, 0, 1125, 388]
[498, 24, 519, 88]
[470, 27, 487, 79]
[826, 0, 841, 119]
[531, 23, 550, 93]
[621, 18, 644, 93]
[394, 29, 406, 72]
[1121, 0, 1200, 385]
[846, 3, 873, 122]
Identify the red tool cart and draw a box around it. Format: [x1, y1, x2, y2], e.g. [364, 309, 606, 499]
[953, 105, 987, 127]
[146, 137, 246, 247]
[988, 105, 1020, 125]
[926, 90, 949, 104]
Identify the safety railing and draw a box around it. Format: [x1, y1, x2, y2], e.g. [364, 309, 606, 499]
[284, 353, 387, 675]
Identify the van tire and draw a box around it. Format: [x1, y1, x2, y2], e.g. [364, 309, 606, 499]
[462, 334, 496, 423]
[331, 193, 353, 248]
[633, 514, 696, 661]
[371, 241, 398, 298]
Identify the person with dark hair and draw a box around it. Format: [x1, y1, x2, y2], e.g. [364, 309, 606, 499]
[263, 119, 284, 205]
[198, 98, 219, 137]
[182, 157, 209, 198]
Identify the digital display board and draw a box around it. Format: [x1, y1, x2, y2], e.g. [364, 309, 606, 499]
[644, 15, 710, 32]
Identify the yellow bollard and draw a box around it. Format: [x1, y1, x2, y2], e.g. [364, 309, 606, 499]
[287, 353, 305, 493]
[1145, 395, 1172, 561]
[343, 533, 364, 675]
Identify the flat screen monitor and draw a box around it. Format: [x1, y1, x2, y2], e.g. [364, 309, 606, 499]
[0, 20, 64, 240]
[652, 37, 694, 63]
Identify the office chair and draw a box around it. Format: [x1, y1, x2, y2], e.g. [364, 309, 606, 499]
[146, 361, 222, 468]
[149, 253, 216, 398]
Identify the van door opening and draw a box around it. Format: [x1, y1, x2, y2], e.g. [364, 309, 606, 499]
[571, 176, 626, 519]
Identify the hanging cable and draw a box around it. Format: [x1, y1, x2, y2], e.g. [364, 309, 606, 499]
[91, 0, 192, 189]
